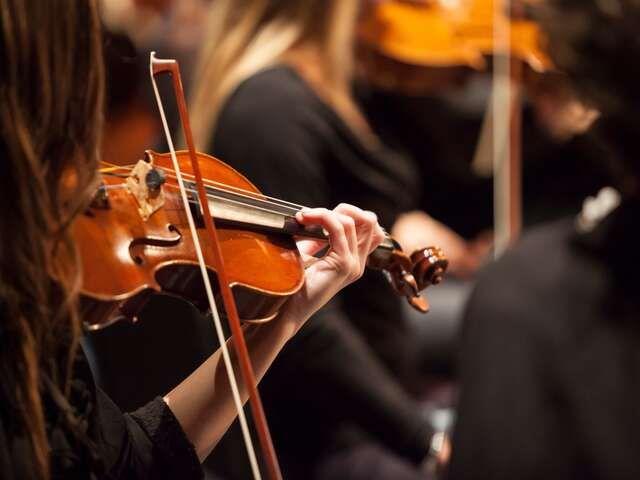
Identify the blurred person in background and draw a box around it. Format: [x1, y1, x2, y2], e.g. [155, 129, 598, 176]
[0, 0, 387, 478]
[449, 1, 640, 479]
[354, 0, 615, 378]
[188, 0, 453, 478]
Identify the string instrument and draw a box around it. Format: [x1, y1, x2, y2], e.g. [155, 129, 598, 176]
[360, 0, 554, 252]
[445, 0, 551, 72]
[75, 53, 447, 480]
[78, 151, 447, 328]
[357, 0, 552, 94]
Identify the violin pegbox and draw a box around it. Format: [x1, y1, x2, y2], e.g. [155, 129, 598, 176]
[127, 154, 166, 220]
[410, 246, 448, 290]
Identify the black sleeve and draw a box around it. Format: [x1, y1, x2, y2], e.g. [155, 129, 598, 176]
[447, 265, 572, 480]
[98, 389, 203, 480]
[265, 299, 433, 464]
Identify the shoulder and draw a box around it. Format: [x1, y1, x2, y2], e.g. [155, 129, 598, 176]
[214, 66, 329, 150]
[228, 65, 314, 111]
[466, 218, 606, 337]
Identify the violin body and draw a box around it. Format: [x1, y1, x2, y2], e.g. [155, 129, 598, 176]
[78, 149, 447, 329]
[78, 150, 305, 328]
[358, 0, 553, 95]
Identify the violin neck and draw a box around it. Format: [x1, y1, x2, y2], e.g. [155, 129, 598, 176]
[189, 186, 396, 256]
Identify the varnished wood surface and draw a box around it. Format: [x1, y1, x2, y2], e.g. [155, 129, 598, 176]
[76, 150, 305, 326]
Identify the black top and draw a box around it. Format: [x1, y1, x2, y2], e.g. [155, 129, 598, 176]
[449, 195, 640, 480]
[207, 65, 431, 477]
[0, 345, 202, 479]
[211, 64, 422, 381]
[357, 85, 614, 238]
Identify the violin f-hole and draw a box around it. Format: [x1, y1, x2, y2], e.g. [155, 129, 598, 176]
[128, 225, 182, 264]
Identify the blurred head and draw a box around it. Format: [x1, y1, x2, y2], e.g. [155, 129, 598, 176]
[538, 0, 640, 183]
[190, 0, 361, 147]
[525, 70, 600, 142]
[0, 0, 104, 477]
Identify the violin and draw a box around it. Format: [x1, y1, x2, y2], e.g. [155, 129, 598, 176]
[77, 150, 448, 329]
[357, 0, 552, 94]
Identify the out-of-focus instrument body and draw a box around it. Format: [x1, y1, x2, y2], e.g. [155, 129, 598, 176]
[359, 0, 551, 72]
[359, 0, 553, 252]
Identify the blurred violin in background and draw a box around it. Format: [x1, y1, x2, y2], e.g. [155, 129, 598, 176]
[358, 0, 552, 94]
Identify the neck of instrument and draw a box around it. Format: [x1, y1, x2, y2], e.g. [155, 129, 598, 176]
[193, 185, 396, 256]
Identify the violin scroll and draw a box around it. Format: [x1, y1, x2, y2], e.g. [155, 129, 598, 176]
[411, 246, 448, 289]
[367, 237, 448, 314]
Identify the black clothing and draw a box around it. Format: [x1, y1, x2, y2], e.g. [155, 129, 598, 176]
[449, 196, 640, 480]
[209, 65, 431, 477]
[0, 345, 202, 480]
[357, 85, 614, 238]
[212, 64, 421, 381]
[356, 86, 493, 239]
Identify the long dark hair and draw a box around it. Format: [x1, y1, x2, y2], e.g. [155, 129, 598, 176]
[538, 0, 640, 188]
[0, 0, 104, 477]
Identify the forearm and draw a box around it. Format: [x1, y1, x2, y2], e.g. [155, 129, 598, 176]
[163, 314, 298, 461]
[162, 204, 384, 461]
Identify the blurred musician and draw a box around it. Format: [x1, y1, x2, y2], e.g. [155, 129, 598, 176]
[449, 1, 640, 479]
[189, 0, 448, 478]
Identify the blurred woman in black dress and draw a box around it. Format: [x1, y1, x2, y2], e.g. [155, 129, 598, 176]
[188, 1, 451, 478]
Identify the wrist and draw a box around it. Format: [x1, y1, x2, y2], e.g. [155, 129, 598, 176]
[270, 305, 306, 341]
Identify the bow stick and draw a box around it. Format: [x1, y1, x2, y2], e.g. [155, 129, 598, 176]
[493, 0, 523, 256]
[149, 52, 282, 480]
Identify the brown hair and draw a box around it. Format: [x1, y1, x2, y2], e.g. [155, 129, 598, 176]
[0, 0, 104, 477]
[189, 0, 360, 147]
[538, 0, 640, 183]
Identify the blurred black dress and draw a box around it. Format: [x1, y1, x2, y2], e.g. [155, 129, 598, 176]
[449, 195, 640, 480]
[209, 65, 431, 478]
[0, 341, 202, 480]
[211, 64, 422, 383]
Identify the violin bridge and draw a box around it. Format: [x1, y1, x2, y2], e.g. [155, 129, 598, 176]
[127, 159, 165, 220]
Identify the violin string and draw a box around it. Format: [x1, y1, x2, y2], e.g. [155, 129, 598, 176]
[149, 54, 263, 480]
[101, 182, 392, 248]
[161, 170, 306, 212]
[99, 181, 390, 244]
[162, 183, 310, 222]
[99, 171, 390, 238]
[100, 170, 303, 218]
[101, 163, 308, 213]
[101, 172, 306, 220]
[100, 161, 138, 170]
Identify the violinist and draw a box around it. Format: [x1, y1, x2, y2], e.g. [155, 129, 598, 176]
[0, 1, 385, 478]
[449, 1, 640, 479]
[189, 0, 448, 478]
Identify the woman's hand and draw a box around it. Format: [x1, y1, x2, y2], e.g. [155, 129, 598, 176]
[164, 204, 384, 456]
[276, 203, 385, 335]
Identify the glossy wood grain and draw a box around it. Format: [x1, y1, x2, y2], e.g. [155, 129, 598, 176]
[76, 150, 304, 327]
